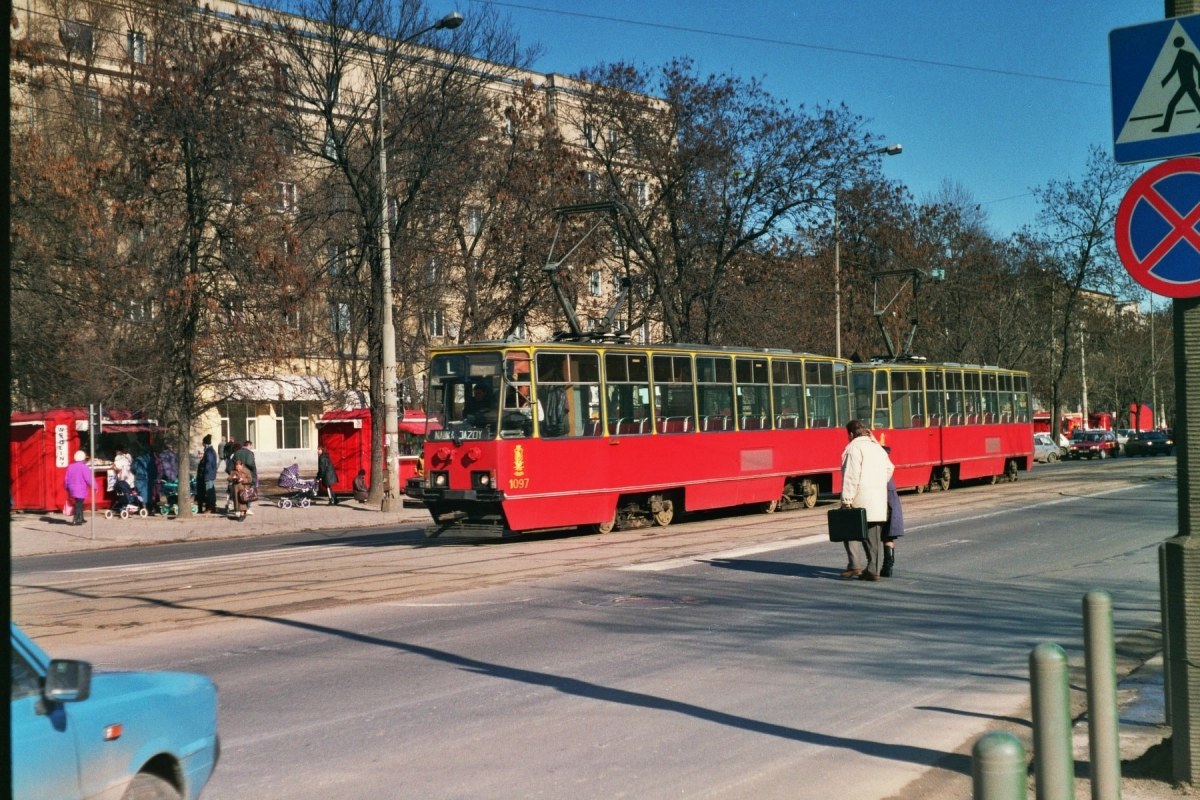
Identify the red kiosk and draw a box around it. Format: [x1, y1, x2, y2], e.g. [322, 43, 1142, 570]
[10, 409, 164, 513]
[315, 410, 435, 494]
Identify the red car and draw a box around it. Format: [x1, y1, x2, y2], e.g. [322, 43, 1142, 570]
[1067, 430, 1120, 460]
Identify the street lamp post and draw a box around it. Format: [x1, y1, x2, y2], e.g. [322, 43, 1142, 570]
[833, 143, 902, 360]
[379, 10, 463, 512]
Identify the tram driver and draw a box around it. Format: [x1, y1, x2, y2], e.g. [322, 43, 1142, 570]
[464, 383, 498, 432]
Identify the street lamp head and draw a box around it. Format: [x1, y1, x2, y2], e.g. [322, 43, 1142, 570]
[435, 11, 464, 30]
[882, 143, 902, 156]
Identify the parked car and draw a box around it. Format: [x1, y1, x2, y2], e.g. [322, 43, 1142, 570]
[1033, 433, 1063, 463]
[1067, 429, 1120, 459]
[1115, 428, 1135, 447]
[11, 623, 219, 800]
[1124, 430, 1175, 457]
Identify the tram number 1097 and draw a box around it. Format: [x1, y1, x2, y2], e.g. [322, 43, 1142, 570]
[508, 478, 530, 489]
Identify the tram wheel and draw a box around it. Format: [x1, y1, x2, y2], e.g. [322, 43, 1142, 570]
[915, 482, 928, 494]
[801, 480, 818, 508]
[652, 499, 675, 527]
[936, 467, 952, 491]
[587, 511, 618, 535]
[760, 500, 779, 514]
[1005, 459, 1018, 482]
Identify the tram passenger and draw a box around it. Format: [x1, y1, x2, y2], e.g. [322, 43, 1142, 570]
[839, 420, 894, 582]
[464, 384, 497, 431]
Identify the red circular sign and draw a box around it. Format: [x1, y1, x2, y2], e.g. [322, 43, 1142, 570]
[1115, 157, 1200, 299]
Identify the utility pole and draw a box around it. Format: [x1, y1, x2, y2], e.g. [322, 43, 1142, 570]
[379, 79, 399, 512]
[1079, 320, 1089, 427]
[1151, 292, 1159, 428]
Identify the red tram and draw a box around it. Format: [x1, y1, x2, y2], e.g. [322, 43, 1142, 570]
[405, 343, 1034, 537]
[848, 361, 1034, 491]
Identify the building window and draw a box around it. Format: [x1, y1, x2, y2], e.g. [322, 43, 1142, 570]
[428, 309, 445, 338]
[466, 206, 483, 237]
[545, 89, 556, 118]
[470, 257, 483, 274]
[330, 302, 350, 333]
[589, 270, 602, 297]
[127, 30, 146, 64]
[327, 244, 345, 276]
[284, 308, 301, 330]
[324, 130, 337, 159]
[60, 19, 95, 58]
[583, 123, 595, 146]
[607, 128, 618, 147]
[426, 258, 440, 284]
[75, 86, 101, 123]
[275, 402, 309, 450]
[275, 62, 290, 93]
[222, 403, 257, 445]
[584, 171, 598, 192]
[387, 197, 398, 224]
[275, 182, 298, 211]
[633, 180, 649, 207]
[505, 111, 516, 136]
[325, 72, 339, 105]
[512, 322, 526, 339]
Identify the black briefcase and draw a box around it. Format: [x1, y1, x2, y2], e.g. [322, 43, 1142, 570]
[827, 507, 868, 542]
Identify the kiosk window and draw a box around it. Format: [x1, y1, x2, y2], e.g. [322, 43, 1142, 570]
[652, 355, 695, 433]
[604, 353, 652, 435]
[772, 360, 804, 430]
[535, 352, 602, 438]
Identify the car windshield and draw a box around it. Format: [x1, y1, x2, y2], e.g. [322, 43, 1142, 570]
[426, 352, 503, 441]
[1140, 432, 1166, 441]
[1085, 432, 1103, 441]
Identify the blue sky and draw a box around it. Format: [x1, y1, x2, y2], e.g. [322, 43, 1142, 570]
[468, 0, 1163, 237]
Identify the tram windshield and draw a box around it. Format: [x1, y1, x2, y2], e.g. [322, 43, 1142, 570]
[426, 352, 503, 441]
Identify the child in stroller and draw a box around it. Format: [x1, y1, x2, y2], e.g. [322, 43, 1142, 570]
[105, 479, 147, 519]
[277, 463, 319, 508]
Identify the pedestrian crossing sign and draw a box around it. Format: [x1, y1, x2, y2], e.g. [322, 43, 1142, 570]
[1112, 13, 1200, 164]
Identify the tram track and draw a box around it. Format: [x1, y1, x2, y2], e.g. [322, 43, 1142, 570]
[12, 457, 1174, 648]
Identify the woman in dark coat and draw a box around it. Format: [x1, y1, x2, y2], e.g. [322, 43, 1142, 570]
[317, 446, 339, 505]
[880, 447, 905, 578]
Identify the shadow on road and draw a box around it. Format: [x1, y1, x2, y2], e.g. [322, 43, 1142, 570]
[23, 581, 972, 775]
[914, 705, 1031, 728]
[704, 559, 843, 580]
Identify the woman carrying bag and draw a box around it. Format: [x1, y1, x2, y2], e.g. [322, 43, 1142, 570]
[230, 458, 254, 521]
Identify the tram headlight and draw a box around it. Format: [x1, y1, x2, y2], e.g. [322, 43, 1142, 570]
[471, 470, 493, 490]
[432, 471, 449, 488]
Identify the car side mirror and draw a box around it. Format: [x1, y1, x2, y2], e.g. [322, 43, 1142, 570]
[44, 659, 92, 703]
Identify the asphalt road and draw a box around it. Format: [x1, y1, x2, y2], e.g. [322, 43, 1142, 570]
[50, 462, 1174, 800]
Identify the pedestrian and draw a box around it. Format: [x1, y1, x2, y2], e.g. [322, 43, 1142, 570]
[234, 440, 258, 515]
[63, 450, 96, 526]
[229, 455, 251, 521]
[113, 446, 134, 486]
[317, 445, 339, 505]
[353, 469, 369, 503]
[880, 446, 904, 578]
[839, 420, 894, 582]
[199, 435, 218, 513]
[132, 447, 158, 514]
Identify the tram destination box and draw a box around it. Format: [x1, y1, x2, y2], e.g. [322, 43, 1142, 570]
[827, 507, 868, 543]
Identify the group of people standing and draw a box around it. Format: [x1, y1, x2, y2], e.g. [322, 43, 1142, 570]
[839, 419, 904, 582]
[62, 443, 180, 524]
[196, 435, 258, 520]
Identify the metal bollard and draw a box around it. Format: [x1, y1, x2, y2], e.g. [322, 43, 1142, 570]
[1030, 643, 1074, 800]
[1083, 590, 1122, 800]
[972, 731, 1027, 800]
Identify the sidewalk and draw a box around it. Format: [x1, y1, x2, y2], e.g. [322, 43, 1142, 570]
[11, 498, 432, 558]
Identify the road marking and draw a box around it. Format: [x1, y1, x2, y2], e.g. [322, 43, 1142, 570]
[619, 482, 1145, 573]
[46, 543, 358, 576]
[620, 535, 827, 572]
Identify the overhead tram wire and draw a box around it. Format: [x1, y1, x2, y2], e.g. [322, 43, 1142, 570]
[479, 0, 1107, 90]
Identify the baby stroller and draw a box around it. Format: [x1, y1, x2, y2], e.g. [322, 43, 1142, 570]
[277, 464, 318, 509]
[105, 480, 148, 519]
[156, 476, 198, 516]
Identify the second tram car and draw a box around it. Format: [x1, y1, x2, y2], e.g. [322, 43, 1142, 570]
[407, 342, 855, 536]
[848, 362, 1034, 491]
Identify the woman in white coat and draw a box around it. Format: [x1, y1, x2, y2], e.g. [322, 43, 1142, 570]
[840, 420, 894, 581]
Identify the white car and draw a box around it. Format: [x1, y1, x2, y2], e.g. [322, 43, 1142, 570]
[1115, 428, 1135, 447]
[1033, 433, 1063, 463]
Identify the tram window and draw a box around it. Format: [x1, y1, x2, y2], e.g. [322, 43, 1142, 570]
[806, 361, 836, 429]
[851, 371, 873, 426]
[605, 353, 652, 435]
[736, 358, 771, 430]
[945, 370, 965, 425]
[697, 356, 735, 432]
[926, 370, 945, 426]
[1014, 375, 1031, 422]
[964, 371, 982, 424]
[427, 352, 502, 441]
[652, 355, 695, 434]
[998, 373, 1015, 423]
[535, 352, 602, 438]
[835, 364, 850, 427]
[873, 370, 891, 429]
[891, 370, 925, 429]
[772, 360, 804, 430]
[981, 372, 1000, 424]
[501, 352, 534, 439]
